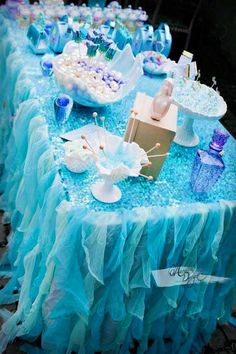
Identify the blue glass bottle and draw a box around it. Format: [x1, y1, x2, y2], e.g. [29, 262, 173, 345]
[191, 129, 230, 193]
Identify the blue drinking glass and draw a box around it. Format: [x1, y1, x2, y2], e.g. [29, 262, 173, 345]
[40, 54, 54, 77]
[41, 60, 53, 77]
[54, 94, 73, 124]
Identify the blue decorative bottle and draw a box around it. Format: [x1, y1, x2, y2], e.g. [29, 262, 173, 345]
[191, 129, 230, 193]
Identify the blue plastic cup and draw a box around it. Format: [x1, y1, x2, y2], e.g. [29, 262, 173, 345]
[54, 94, 73, 123]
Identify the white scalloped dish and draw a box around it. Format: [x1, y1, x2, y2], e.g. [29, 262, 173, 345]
[53, 41, 143, 107]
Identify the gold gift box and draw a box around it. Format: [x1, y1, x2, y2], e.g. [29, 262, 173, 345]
[124, 92, 178, 180]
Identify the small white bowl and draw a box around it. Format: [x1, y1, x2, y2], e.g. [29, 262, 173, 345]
[64, 139, 94, 173]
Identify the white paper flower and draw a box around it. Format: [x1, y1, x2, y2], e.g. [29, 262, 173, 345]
[95, 133, 148, 183]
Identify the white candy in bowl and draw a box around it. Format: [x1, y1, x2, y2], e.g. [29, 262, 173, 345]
[53, 41, 143, 107]
[142, 51, 175, 76]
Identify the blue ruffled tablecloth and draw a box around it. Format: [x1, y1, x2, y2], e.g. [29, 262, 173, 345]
[0, 11, 236, 354]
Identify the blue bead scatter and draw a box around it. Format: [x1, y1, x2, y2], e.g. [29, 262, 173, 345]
[10, 18, 236, 212]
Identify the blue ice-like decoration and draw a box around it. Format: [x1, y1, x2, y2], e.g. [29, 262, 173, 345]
[153, 23, 172, 57]
[114, 25, 132, 50]
[100, 22, 116, 38]
[50, 19, 74, 53]
[27, 23, 49, 55]
[132, 24, 154, 56]
[132, 23, 172, 57]
[97, 23, 132, 50]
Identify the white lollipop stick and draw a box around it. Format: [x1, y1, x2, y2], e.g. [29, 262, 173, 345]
[128, 110, 138, 143]
[196, 70, 201, 81]
[81, 135, 96, 153]
[139, 173, 153, 181]
[211, 76, 217, 88]
[93, 111, 102, 146]
[148, 153, 170, 158]
[146, 143, 161, 154]
[141, 161, 152, 167]
[82, 144, 97, 157]
[100, 115, 106, 145]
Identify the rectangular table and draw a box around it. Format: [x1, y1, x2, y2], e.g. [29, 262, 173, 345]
[0, 11, 236, 354]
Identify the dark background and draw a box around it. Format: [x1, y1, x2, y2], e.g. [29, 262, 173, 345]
[1, 0, 236, 136]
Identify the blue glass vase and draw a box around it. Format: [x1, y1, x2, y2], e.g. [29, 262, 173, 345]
[191, 129, 230, 193]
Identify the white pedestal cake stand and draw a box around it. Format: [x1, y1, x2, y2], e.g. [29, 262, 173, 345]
[172, 85, 227, 148]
